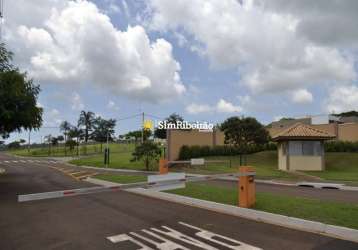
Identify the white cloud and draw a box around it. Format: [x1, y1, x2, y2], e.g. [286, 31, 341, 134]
[148, 0, 356, 94]
[291, 89, 313, 104]
[71, 92, 84, 111]
[107, 100, 119, 110]
[273, 115, 284, 122]
[44, 108, 62, 127]
[186, 99, 242, 114]
[216, 99, 243, 113]
[5, 0, 185, 103]
[186, 103, 212, 114]
[325, 85, 358, 113]
[256, 0, 358, 47]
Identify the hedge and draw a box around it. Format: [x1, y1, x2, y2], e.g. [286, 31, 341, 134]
[324, 141, 358, 152]
[178, 143, 277, 160]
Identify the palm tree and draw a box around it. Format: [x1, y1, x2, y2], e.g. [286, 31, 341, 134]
[78, 111, 95, 155]
[78, 111, 95, 143]
[68, 127, 83, 156]
[60, 121, 72, 156]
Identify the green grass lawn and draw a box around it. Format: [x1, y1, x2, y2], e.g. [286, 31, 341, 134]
[94, 174, 147, 184]
[13, 143, 358, 182]
[305, 152, 358, 183]
[167, 182, 358, 229]
[171, 151, 298, 180]
[9, 143, 135, 157]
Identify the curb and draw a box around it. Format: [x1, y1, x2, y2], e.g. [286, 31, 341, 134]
[126, 188, 358, 243]
[85, 177, 121, 187]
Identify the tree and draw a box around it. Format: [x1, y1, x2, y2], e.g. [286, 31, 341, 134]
[57, 135, 64, 143]
[44, 134, 52, 155]
[60, 121, 73, 156]
[334, 111, 358, 117]
[126, 130, 151, 143]
[19, 139, 26, 144]
[131, 141, 162, 171]
[220, 117, 269, 164]
[0, 43, 43, 139]
[91, 117, 116, 152]
[51, 137, 59, 146]
[154, 113, 184, 139]
[78, 111, 95, 143]
[7, 141, 21, 149]
[68, 126, 84, 155]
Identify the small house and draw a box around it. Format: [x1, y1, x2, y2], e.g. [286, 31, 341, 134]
[272, 123, 335, 171]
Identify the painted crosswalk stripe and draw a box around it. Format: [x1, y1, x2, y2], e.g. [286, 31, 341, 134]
[4, 161, 9, 163]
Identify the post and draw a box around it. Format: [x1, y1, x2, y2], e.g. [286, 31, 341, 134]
[159, 158, 168, 174]
[105, 131, 109, 168]
[27, 130, 31, 153]
[141, 112, 144, 144]
[238, 166, 256, 208]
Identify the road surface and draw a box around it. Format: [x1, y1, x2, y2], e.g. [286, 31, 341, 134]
[0, 153, 357, 249]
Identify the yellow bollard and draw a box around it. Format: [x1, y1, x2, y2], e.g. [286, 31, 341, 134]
[238, 166, 256, 208]
[159, 158, 169, 175]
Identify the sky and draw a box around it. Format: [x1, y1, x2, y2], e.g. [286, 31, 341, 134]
[3, 0, 358, 142]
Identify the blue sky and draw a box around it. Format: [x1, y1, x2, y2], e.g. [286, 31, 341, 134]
[4, 0, 358, 142]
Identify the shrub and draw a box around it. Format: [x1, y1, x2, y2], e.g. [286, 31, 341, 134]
[178, 143, 277, 160]
[324, 141, 358, 152]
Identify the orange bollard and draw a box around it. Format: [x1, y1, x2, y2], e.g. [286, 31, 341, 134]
[238, 166, 256, 208]
[159, 158, 169, 174]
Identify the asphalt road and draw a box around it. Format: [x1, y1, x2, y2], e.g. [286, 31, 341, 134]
[0, 153, 357, 250]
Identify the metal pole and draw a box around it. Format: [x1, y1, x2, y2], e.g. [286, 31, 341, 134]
[105, 131, 109, 168]
[28, 130, 31, 153]
[141, 112, 144, 143]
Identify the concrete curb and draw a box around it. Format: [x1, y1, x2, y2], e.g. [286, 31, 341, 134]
[126, 188, 358, 243]
[85, 177, 122, 187]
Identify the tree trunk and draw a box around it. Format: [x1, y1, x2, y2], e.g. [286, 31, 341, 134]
[145, 156, 149, 171]
[64, 134, 67, 156]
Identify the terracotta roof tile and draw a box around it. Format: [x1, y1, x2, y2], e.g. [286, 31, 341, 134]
[272, 123, 336, 141]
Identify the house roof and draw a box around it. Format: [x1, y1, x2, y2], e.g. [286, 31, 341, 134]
[271, 123, 336, 141]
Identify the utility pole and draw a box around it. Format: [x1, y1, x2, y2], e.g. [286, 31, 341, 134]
[141, 112, 145, 144]
[27, 130, 31, 153]
[105, 130, 109, 168]
[0, 0, 3, 41]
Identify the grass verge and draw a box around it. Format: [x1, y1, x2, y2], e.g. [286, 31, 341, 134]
[94, 174, 147, 184]
[305, 152, 358, 183]
[166, 182, 358, 230]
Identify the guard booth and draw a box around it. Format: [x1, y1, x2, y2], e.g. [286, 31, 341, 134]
[272, 123, 335, 171]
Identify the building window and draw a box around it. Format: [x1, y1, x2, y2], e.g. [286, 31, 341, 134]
[288, 141, 322, 156]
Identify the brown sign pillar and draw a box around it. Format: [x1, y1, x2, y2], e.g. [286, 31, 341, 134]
[159, 158, 169, 175]
[238, 166, 256, 208]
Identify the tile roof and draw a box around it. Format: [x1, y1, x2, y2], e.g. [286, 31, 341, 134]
[271, 123, 336, 141]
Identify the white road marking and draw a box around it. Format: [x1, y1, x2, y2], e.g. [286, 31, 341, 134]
[131, 230, 190, 250]
[107, 234, 153, 249]
[4, 161, 9, 163]
[13, 161, 18, 163]
[151, 225, 217, 249]
[180, 222, 261, 250]
[107, 222, 262, 250]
